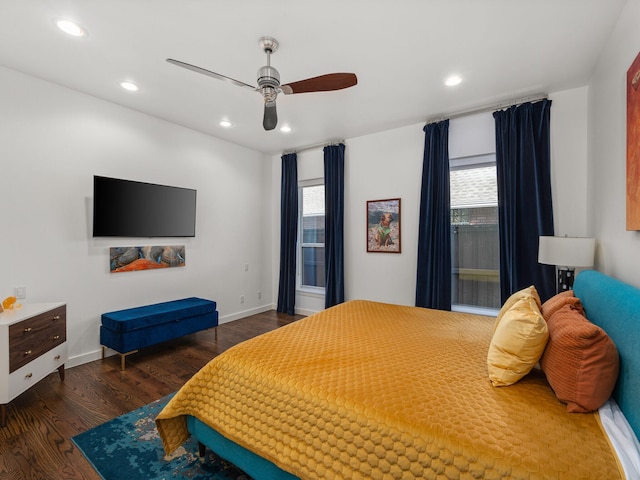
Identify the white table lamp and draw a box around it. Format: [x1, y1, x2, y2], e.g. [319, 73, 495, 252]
[538, 236, 595, 292]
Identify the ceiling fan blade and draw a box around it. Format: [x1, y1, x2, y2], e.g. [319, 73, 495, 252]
[166, 59, 257, 91]
[263, 101, 278, 131]
[280, 73, 357, 95]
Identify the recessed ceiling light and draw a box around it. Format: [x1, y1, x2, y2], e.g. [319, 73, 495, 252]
[280, 125, 292, 133]
[55, 19, 87, 37]
[445, 75, 462, 87]
[219, 120, 233, 128]
[120, 81, 139, 92]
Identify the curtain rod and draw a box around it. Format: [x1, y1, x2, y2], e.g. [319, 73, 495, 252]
[282, 139, 345, 156]
[280, 94, 548, 153]
[425, 93, 549, 125]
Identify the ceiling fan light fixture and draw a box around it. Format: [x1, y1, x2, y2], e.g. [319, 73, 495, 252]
[219, 120, 233, 128]
[280, 125, 292, 133]
[260, 85, 278, 103]
[55, 19, 87, 37]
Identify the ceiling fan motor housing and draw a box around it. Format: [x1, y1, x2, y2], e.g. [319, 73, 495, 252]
[258, 65, 280, 103]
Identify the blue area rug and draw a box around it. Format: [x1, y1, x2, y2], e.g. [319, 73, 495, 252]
[72, 393, 250, 480]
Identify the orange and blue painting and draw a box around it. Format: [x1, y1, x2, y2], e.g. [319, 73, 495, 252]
[110, 245, 185, 273]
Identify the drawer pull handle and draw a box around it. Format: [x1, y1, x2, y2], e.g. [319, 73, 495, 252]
[53, 335, 60, 340]
[25, 373, 33, 379]
[24, 350, 32, 356]
[54, 355, 61, 360]
[24, 327, 32, 333]
[52, 315, 60, 321]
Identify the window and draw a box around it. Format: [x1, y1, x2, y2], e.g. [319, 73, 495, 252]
[450, 154, 500, 311]
[298, 182, 325, 291]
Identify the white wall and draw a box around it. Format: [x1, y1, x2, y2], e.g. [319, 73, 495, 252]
[588, 0, 640, 287]
[345, 125, 424, 306]
[449, 113, 495, 159]
[0, 66, 273, 366]
[271, 91, 589, 314]
[550, 87, 590, 237]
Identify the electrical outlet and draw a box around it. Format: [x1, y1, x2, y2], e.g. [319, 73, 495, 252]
[15, 286, 26, 299]
[244, 263, 249, 272]
[258, 291, 262, 299]
[240, 295, 245, 304]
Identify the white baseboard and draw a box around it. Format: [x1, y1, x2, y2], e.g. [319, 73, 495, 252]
[218, 304, 275, 324]
[295, 307, 320, 317]
[67, 349, 105, 368]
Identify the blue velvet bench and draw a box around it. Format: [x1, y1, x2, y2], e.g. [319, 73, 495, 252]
[100, 297, 218, 370]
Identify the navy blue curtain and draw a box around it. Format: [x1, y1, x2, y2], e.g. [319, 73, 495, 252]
[324, 143, 345, 308]
[416, 120, 451, 310]
[276, 153, 298, 315]
[494, 100, 556, 303]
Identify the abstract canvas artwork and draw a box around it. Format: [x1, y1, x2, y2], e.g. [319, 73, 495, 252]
[627, 51, 640, 230]
[110, 245, 185, 273]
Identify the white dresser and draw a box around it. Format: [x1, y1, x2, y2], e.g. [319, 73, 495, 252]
[0, 302, 67, 426]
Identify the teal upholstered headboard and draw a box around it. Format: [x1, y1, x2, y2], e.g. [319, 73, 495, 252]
[573, 270, 640, 439]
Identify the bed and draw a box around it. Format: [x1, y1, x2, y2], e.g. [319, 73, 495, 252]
[156, 270, 640, 479]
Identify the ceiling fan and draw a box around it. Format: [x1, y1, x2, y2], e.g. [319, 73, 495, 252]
[167, 37, 358, 131]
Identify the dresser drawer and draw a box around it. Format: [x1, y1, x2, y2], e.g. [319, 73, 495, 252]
[8, 306, 66, 373]
[5, 343, 67, 402]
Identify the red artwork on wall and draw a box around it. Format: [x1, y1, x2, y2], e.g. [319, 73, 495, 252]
[627, 51, 640, 230]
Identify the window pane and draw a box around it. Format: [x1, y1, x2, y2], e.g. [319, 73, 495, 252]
[451, 207, 500, 308]
[302, 185, 324, 215]
[299, 184, 325, 291]
[302, 246, 325, 288]
[302, 185, 325, 243]
[302, 215, 325, 243]
[450, 161, 500, 310]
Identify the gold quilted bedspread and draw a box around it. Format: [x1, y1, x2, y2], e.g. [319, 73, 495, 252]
[156, 300, 622, 479]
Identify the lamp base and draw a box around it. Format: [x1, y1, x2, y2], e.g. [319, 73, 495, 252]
[557, 267, 576, 293]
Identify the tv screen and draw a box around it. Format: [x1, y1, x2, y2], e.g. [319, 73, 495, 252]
[93, 176, 196, 237]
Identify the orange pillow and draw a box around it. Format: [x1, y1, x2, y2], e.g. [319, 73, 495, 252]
[540, 290, 584, 321]
[540, 304, 619, 412]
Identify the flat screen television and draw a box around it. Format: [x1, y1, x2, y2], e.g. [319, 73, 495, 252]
[93, 176, 197, 237]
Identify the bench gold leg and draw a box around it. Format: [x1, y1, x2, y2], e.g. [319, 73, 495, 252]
[119, 350, 138, 370]
[102, 346, 138, 370]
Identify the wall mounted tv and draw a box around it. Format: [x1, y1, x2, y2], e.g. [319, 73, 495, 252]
[93, 176, 197, 237]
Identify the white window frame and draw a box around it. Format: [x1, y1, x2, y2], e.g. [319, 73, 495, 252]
[450, 153, 496, 174]
[297, 179, 325, 295]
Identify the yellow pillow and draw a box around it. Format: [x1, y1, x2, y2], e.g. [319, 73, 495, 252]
[493, 285, 541, 333]
[488, 295, 549, 386]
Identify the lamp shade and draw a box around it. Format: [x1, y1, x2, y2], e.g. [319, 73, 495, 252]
[538, 236, 595, 267]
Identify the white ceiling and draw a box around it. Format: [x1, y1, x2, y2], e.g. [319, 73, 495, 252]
[0, 1, 627, 154]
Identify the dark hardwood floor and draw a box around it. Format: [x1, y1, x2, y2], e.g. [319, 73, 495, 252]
[0, 309, 304, 480]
